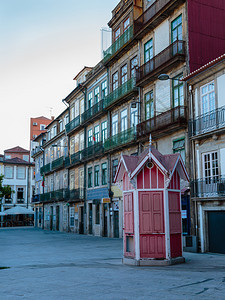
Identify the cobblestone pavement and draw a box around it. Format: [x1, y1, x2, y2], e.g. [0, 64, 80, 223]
[1, 228, 225, 300]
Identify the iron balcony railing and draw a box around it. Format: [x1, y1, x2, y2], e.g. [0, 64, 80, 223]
[134, 0, 175, 35]
[191, 176, 225, 198]
[136, 41, 185, 84]
[31, 146, 42, 157]
[103, 25, 133, 63]
[81, 100, 104, 124]
[137, 106, 187, 138]
[40, 163, 51, 175]
[65, 115, 80, 134]
[51, 157, 64, 171]
[189, 105, 225, 137]
[81, 142, 104, 160]
[104, 127, 136, 151]
[65, 151, 81, 167]
[39, 188, 84, 203]
[32, 194, 40, 203]
[105, 77, 137, 108]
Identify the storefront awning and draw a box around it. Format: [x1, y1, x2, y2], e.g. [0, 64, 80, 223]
[0, 206, 34, 216]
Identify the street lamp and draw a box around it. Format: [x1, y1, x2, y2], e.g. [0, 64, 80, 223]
[158, 74, 183, 82]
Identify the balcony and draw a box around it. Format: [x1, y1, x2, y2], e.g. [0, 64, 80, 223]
[40, 163, 51, 175]
[65, 151, 81, 168]
[136, 41, 185, 87]
[81, 100, 104, 125]
[191, 176, 225, 198]
[105, 77, 138, 109]
[52, 157, 64, 171]
[39, 188, 84, 203]
[31, 146, 42, 157]
[68, 188, 85, 201]
[17, 199, 25, 204]
[136, 106, 187, 140]
[81, 142, 104, 160]
[65, 115, 80, 134]
[104, 127, 136, 151]
[103, 25, 134, 65]
[134, 0, 185, 38]
[189, 105, 225, 139]
[4, 198, 12, 204]
[32, 194, 40, 203]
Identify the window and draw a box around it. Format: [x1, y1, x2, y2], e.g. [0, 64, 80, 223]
[53, 125, 57, 137]
[23, 155, 29, 162]
[112, 72, 119, 91]
[88, 167, 93, 188]
[130, 56, 138, 78]
[17, 187, 24, 200]
[17, 166, 25, 179]
[144, 39, 153, 63]
[95, 204, 100, 224]
[123, 17, 130, 32]
[145, 91, 154, 120]
[171, 15, 182, 42]
[88, 129, 93, 147]
[201, 81, 215, 114]
[80, 133, 84, 150]
[112, 114, 118, 136]
[94, 165, 100, 187]
[70, 137, 75, 155]
[94, 87, 100, 104]
[101, 80, 107, 99]
[75, 101, 79, 117]
[203, 151, 218, 183]
[70, 207, 75, 227]
[112, 159, 118, 182]
[101, 121, 107, 142]
[173, 75, 184, 107]
[70, 105, 75, 120]
[94, 125, 100, 143]
[102, 162, 107, 185]
[114, 27, 120, 41]
[70, 172, 75, 190]
[33, 122, 37, 126]
[40, 124, 45, 130]
[88, 92, 93, 109]
[173, 138, 185, 163]
[5, 155, 11, 160]
[121, 109, 128, 132]
[5, 166, 13, 179]
[131, 105, 138, 128]
[121, 64, 128, 85]
[65, 114, 69, 125]
[80, 99, 84, 114]
[59, 120, 63, 132]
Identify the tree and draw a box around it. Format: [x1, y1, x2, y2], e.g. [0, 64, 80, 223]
[0, 175, 14, 202]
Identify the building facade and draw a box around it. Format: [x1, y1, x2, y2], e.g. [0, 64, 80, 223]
[32, 0, 225, 246]
[185, 54, 225, 254]
[0, 146, 35, 216]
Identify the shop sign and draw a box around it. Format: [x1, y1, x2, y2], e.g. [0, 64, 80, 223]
[102, 198, 110, 203]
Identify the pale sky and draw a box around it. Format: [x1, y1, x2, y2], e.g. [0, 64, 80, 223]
[0, 0, 118, 154]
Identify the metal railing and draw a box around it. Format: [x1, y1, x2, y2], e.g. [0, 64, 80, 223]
[31, 146, 42, 156]
[81, 142, 104, 160]
[103, 25, 133, 63]
[65, 115, 80, 134]
[39, 188, 85, 202]
[65, 151, 81, 167]
[136, 106, 187, 138]
[32, 194, 40, 203]
[189, 105, 225, 137]
[104, 77, 137, 108]
[136, 41, 185, 83]
[134, 0, 172, 35]
[191, 176, 225, 198]
[104, 127, 135, 151]
[40, 163, 51, 175]
[81, 100, 104, 124]
[51, 157, 64, 171]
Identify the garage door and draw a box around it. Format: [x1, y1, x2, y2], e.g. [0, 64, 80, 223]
[208, 211, 225, 254]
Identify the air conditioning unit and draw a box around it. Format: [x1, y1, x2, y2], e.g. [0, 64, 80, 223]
[33, 122, 38, 126]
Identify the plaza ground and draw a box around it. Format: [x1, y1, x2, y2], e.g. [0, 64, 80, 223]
[0, 228, 225, 300]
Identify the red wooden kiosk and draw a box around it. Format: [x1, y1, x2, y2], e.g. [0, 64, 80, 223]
[115, 141, 189, 266]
